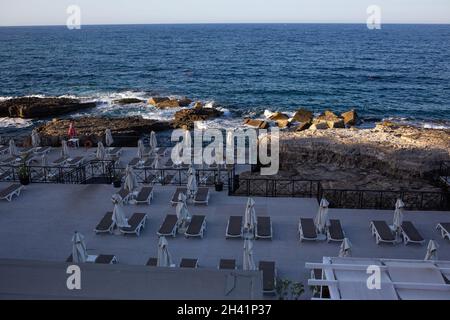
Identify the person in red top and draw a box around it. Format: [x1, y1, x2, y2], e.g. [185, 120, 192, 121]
[68, 121, 77, 139]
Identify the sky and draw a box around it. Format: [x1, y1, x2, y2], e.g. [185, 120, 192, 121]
[0, 0, 449, 26]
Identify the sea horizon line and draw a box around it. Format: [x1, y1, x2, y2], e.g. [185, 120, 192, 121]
[1, 22, 450, 28]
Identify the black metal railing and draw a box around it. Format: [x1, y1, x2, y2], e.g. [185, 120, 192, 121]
[0, 160, 235, 188]
[228, 176, 321, 198]
[440, 161, 450, 186]
[0, 160, 116, 185]
[318, 185, 449, 211]
[116, 165, 234, 187]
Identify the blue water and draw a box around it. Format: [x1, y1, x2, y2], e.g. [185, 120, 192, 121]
[0, 24, 449, 128]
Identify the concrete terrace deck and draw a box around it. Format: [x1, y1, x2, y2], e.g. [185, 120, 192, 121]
[0, 181, 449, 299]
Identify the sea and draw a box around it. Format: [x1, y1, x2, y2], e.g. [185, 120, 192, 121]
[0, 24, 449, 132]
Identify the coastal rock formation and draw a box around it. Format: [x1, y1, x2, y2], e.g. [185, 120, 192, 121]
[276, 119, 290, 129]
[243, 119, 270, 129]
[316, 110, 345, 129]
[341, 110, 358, 126]
[0, 97, 96, 119]
[309, 121, 329, 130]
[292, 108, 313, 123]
[155, 100, 180, 109]
[236, 122, 449, 209]
[294, 122, 311, 132]
[279, 122, 450, 184]
[37, 117, 171, 147]
[173, 107, 224, 130]
[113, 98, 144, 105]
[178, 97, 193, 107]
[148, 97, 170, 105]
[268, 112, 289, 121]
[193, 101, 204, 109]
[148, 96, 192, 109]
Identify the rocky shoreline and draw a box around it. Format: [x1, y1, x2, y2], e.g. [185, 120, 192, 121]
[2, 96, 449, 195]
[36, 117, 172, 147]
[273, 121, 450, 192]
[0, 97, 96, 119]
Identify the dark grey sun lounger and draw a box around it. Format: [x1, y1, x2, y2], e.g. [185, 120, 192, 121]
[157, 147, 168, 156]
[66, 254, 118, 264]
[128, 157, 141, 167]
[157, 215, 178, 237]
[259, 261, 277, 294]
[219, 259, 236, 270]
[162, 174, 175, 185]
[299, 218, 318, 241]
[0, 170, 12, 181]
[146, 257, 158, 267]
[107, 147, 122, 156]
[33, 146, 51, 155]
[114, 187, 133, 203]
[171, 187, 187, 205]
[370, 220, 396, 245]
[135, 186, 153, 205]
[66, 156, 84, 166]
[256, 216, 273, 240]
[327, 219, 345, 242]
[164, 158, 174, 168]
[226, 216, 243, 239]
[400, 221, 425, 245]
[94, 212, 114, 234]
[119, 213, 147, 236]
[141, 158, 155, 168]
[193, 187, 210, 205]
[180, 258, 199, 269]
[185, 215, 206, 238]
[0, 184, 23, 202]
[52, 156, 68, 166]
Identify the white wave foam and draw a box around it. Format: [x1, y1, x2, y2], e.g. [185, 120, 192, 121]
[383, 117, 450, 130]
[0, 117, 33, 129]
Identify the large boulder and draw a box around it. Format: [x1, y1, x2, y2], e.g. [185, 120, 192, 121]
[292, 108, 313, 123]
[0, 97, 96, 119]
[37, 117, 172, 147]
[276, 119, 291, 128]
[113, 98, 144, 105]
[243, 119, 270, 129]
[309, 120, 329, 130]
[155, 99, 180, 109]
[317, 110, 345, 129]
[178, 97, 193, 107]
[173, 107, 224, 130]
[294, 122, 311, 132]
[193, 101, 204, 109]
[148, 97, 170, 105]
[269, 112, 289, 121]
[341, 109, 358, 126]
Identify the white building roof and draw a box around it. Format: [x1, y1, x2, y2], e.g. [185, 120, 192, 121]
[306, 257, 450, 300]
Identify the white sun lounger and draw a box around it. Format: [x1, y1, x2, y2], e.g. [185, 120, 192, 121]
[0, 184, 24, 202]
